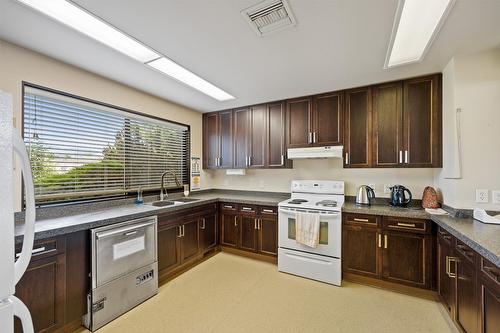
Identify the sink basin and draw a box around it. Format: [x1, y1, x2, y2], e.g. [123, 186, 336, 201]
[172, 197, 200, 203]
[148, 200, 176, 207]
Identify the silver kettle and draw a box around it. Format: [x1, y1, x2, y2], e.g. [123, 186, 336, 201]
[356, 185, 375, 205]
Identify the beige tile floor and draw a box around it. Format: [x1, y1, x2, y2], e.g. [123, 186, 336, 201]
[79, 252, 457, 333]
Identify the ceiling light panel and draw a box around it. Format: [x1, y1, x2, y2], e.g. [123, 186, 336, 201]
[385, 0, 455, 68]
[17, 0, 159, 63]
[147, 58, 235, 101]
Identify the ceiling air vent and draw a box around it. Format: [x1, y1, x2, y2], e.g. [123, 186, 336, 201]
[241, 0, 297, 36]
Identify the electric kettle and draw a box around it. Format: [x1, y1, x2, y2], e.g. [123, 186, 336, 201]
[389, 185, 412, 207]
[356, 185, 375, 205]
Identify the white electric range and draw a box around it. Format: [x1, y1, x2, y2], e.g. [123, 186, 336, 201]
[278, 180, 344, 286]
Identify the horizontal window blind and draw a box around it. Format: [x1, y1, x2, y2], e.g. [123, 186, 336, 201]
[23, 86, 189, 204]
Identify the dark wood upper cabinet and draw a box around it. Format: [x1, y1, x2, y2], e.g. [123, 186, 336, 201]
[286, 97, 312, 148]
[203, 112, 219, 169]
[373, 81, 403, 167]
[218, 110, 233, 168]
[267, 102, 288, 167]
[249, 105, 267, 168]
[313, 92, 343, 146]
[344, 87, 372, 168]
[403, 75, 442, 167]
[233, 107, 250, 169]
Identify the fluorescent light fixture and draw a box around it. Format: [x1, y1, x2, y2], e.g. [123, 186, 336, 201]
[147, 57, 235, 101]
[385, 0, 455, 68]
[17, 0, 236, 101]
[17, 0, 160, 63]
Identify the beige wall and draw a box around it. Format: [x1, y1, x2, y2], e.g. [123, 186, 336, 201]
[205, 159, 435, 199]
[0, 40, 206, 210]
[434, 48, 500, 210]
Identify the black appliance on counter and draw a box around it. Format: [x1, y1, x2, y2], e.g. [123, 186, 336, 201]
[389, 185, 412, 207]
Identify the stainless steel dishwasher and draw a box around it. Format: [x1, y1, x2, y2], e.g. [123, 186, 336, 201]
[84, 216, 158, 331]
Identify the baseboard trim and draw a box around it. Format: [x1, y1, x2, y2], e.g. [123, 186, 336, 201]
[343, 272, 438, 301]
[159, 248, 220, 285]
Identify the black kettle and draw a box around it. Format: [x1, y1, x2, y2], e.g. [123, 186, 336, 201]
[390, 185, 412, 207]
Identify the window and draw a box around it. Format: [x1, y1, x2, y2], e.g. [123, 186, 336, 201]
[23, 84, 190, 205]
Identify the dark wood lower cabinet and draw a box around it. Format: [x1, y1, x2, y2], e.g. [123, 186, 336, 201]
[240, 214, 258, 252]
[220, 210, 239, 247]
[438, 230, 455, 315]
[479, 258, 500, 333]
[259, 213, 278, 256]
[456, 250, 478, 333]
[342, 224, 380, 278]
[200, 213, 217, 253]
[158, 223, 182, 276]
[180, 218, 200, 263]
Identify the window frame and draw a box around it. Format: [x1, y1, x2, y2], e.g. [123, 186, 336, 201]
[21, 81, 191, 207]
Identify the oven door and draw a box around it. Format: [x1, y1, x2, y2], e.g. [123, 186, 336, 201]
[278, 206, 341, 258]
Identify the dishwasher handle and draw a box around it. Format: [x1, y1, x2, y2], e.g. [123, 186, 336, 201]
[95, 220, 156, 239]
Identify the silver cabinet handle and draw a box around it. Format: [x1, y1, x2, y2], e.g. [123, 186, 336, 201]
[396, 222, 416, 228]
[378, 234, 382, 248]
[313, 132, 317, 143]
[308, 132, 312, 144]
[345, 153, 349, 165]
[177, 225, 182, 238]
[281, 155, 284, 165]
[245, 156, 249, 167]
[242, 207, 253, 211]
[384, 235, 388, 249]
[124, 230, 138, 236]
[262, 209, 274, 213]
[353, 218, 369, 222]
[223, 205, 234, 209]
[257, 219, 261, 230]
[182, 225, 185, 237]
[249, 156, 252, 166]
[446, 256, 457, 278]
[200, 218, 206, 230]
[234, 216, 238, 227]
[405, 150, 408, 164]
[254, 219, 258, 230]
[399, 151, 403, 164]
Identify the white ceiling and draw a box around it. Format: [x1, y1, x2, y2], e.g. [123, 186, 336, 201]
[1, 0, 499, 112]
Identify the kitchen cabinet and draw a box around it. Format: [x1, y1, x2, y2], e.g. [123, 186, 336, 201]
[478, 258, 500, 333]
[342, 214, 433, 290]
[239, 206, 258, 252]
[202, 111, 233, 169]
[438, 228, 455, 316]
[455, 241, 479, 333]
[313, 92, 343, 146]
[267, 102, 289, 168]
[373, 81, 403, 167]
[258, 207, 278, 256]
[180, 218, 200, 263]
[286, 97, 312, 148]
[342, 213, 381, 278]
[158, 222, 182, 277]
[344, 87, 372, 168]
[233, 107, 250, 169]
[200, 212, 217, 253]
[403, 75, 442, 167]
[233, 105, 267, 168]
[15, 238, 66, 333]
[220, 203, 239, 247]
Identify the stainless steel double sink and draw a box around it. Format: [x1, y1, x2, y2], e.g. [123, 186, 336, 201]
[147, 197, 200, 207]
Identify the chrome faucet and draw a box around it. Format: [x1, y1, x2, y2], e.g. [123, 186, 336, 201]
[160, 171, 181, 201]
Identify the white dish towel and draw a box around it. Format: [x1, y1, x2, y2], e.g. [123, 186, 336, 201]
[295, 211, 320, 248]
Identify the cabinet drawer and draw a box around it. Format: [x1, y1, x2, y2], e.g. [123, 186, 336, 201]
[437, 227, 454, 244]
[15, 237, 65, 260]
[240, 205, 257, 215]
[383, 217, 429, 234]
[455, 240, 476, 264]
[343, 213, 380, 227]
[220, 202, 239, 212]
[480, 257, 500, 286]
[259, 206, 278, 216]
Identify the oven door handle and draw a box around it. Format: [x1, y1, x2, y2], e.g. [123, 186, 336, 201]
[278, 207, 340, 217]
[96, 220, 156, 239]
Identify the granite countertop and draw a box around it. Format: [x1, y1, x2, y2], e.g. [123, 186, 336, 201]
[431, 214, 500, 268]
[342, 201, 430, 219]
[15, 190, 289, 243]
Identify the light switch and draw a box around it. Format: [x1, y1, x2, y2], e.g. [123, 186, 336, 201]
[492, 190, 500, 204]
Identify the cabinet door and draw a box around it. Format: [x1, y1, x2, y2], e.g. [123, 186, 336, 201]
[286, 97, 312, 148]
[267, 102, 287, 167]
[158, 223, 181, 276]
[478, 259, 500, 333]
[382, 231, 431, 288]
[218, 110, 233, 168]
[259, 215, 278, 256]
[200, 213, 217, 252]
[313, 92, 343, 146]
[373, 82, 403, 167]
[403, 75, 442, 167]
[249, 104, 267, 168]
[240, 215, 258, 252]
[180, 218, 200, 263]
[220, 212, 239, 247]
[344, 88, 372, 167]
[437, 233, 456, 316]
[15, 254, 66, 333]
[456, 253, 478, 333]
[342, 225, 381, 278]
[233, 108, 250, 168]
[203, 113, 219, 169]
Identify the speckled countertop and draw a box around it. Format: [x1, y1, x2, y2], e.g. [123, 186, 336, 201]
[15, 190, 289, 243]
[15, 190, 499, 267]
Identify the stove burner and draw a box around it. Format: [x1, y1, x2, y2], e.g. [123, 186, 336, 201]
[288, 199, 308, 204]
[315, 200, 338, 207]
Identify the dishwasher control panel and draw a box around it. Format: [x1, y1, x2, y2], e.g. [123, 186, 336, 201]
[136, 269, 154, 286]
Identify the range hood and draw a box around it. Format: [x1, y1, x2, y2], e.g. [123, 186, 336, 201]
[287, 146, 344, 159]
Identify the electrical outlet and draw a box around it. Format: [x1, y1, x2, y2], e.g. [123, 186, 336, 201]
[384, 184, 393, 194]
[476, 189, 489, 203]
[492, 190, 500, 204]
